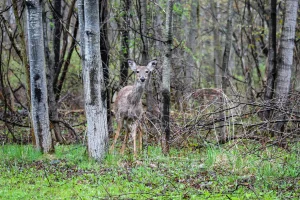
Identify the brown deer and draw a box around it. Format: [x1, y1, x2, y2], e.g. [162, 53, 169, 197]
[110, 59, 157, 156]
[180, 88, 223, 112]
[191, 88, 223, 102]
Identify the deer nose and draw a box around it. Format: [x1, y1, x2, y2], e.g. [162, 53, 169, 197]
[140, 77, 146, 82]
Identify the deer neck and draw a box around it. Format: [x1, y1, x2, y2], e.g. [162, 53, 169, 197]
[128, 82, 145, 106]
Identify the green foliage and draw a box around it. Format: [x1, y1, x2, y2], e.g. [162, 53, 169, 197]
[0, 143, 299, 199]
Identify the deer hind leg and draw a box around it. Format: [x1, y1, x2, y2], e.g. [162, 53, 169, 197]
[120, 122, 130, 154]
[110, 119, 123, 152]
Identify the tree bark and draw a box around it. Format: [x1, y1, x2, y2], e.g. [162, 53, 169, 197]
[25, 0, 53, 153]
[99, 0, 112, 134]
[274, 0, 299, 132]
[119, 0, 131, 87]
[11, 0, 35, 145]
[78, 0, 85, 69]
[43, 0, 64, 144]
[184, 0, 198, 94]
[211, 0, 222, 88]
[83, 0, 109, 161]
[263, 0, 277, 120]
[220, 0, 234, 143]
[140, 0, 148, 64]
[161, 0, 173, 155]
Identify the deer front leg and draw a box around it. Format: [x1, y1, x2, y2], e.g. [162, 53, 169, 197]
[130, 122, 138, 157]
[138, 124, 143, 152]
[110, 119, 123, 152]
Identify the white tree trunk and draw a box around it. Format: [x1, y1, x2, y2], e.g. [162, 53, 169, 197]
[78, 0, 85, 84]
[161, 0, 173, 154]
[25, 0, 52, 153]
[83, 0, 108, 161]
[274, 0, 299, 131]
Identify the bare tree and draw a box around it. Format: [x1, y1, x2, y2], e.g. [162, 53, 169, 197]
[139, 0, 154, 116]
[119, 0, 131, 87]
[11, 0, 35, 144]
[161, 0, 173, 154]
[43, 0, 64, 144]
[263, 0, 277, 119]
[211, 0, 222, 88]
[274, 0, 299, 132]
[220, 0, 234, 143]
[99, 0, 112, 134]
[25, 0, 52, 153]
[139, 0, 148, 64]
[81, 0, 108, 161]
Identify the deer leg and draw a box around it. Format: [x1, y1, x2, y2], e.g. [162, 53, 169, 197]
[110, 119, 123, 152]
[138, 124, 143, 152]
[130, 122, 137, 157]
[120, 123, 130, 154]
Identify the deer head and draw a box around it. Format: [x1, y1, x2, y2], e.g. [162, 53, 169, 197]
[128, 59, 157, 83]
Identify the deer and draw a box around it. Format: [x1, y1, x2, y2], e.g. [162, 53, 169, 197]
[191, 88, 223, 102]
[110, 59, 158, 156]
[180, 88, 224, 112]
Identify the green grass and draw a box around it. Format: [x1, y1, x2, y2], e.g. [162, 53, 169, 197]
[0, 143, 299, 199]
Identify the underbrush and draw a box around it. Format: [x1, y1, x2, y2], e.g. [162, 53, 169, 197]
[0, 143, 299, 199]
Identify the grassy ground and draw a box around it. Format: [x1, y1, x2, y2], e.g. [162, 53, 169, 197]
[0, 143, 299, 199]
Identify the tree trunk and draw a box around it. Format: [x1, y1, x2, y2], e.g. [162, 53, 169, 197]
[184, 0, 198, 94]
[53, 0, 61, 76]
[99, 0, 112, 134]
[78, 0, 85, 70]
[274, 0, 299, 132]
[220, 0, 234, 143]
[43, 0, 64, 144]
[25, 0, 53, 153]
[211, 0, 222, 88]
[139, 0, 153, 115]
[11, 0, 35, 145]
[83, 0, 109, 161]
[119, 0, 131, 87]
[264, 0, 277, 110]
[140, 0, 148, 64]
[221, 0, 234, 93]
[161, 0, 173, 155]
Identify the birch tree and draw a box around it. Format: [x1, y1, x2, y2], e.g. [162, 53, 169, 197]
[25, 0, 52, 153]
[81, 0, 108, 161]
[161, 0, 173, 154]
[274, 0, 299, 132]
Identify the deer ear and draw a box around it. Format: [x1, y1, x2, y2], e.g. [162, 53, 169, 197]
[147, 59, 157, 71]
[128, 59, 137, 71]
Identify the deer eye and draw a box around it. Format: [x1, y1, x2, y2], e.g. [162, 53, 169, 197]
[136, 71, 139, 73]
[145, 70, 149, 73]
